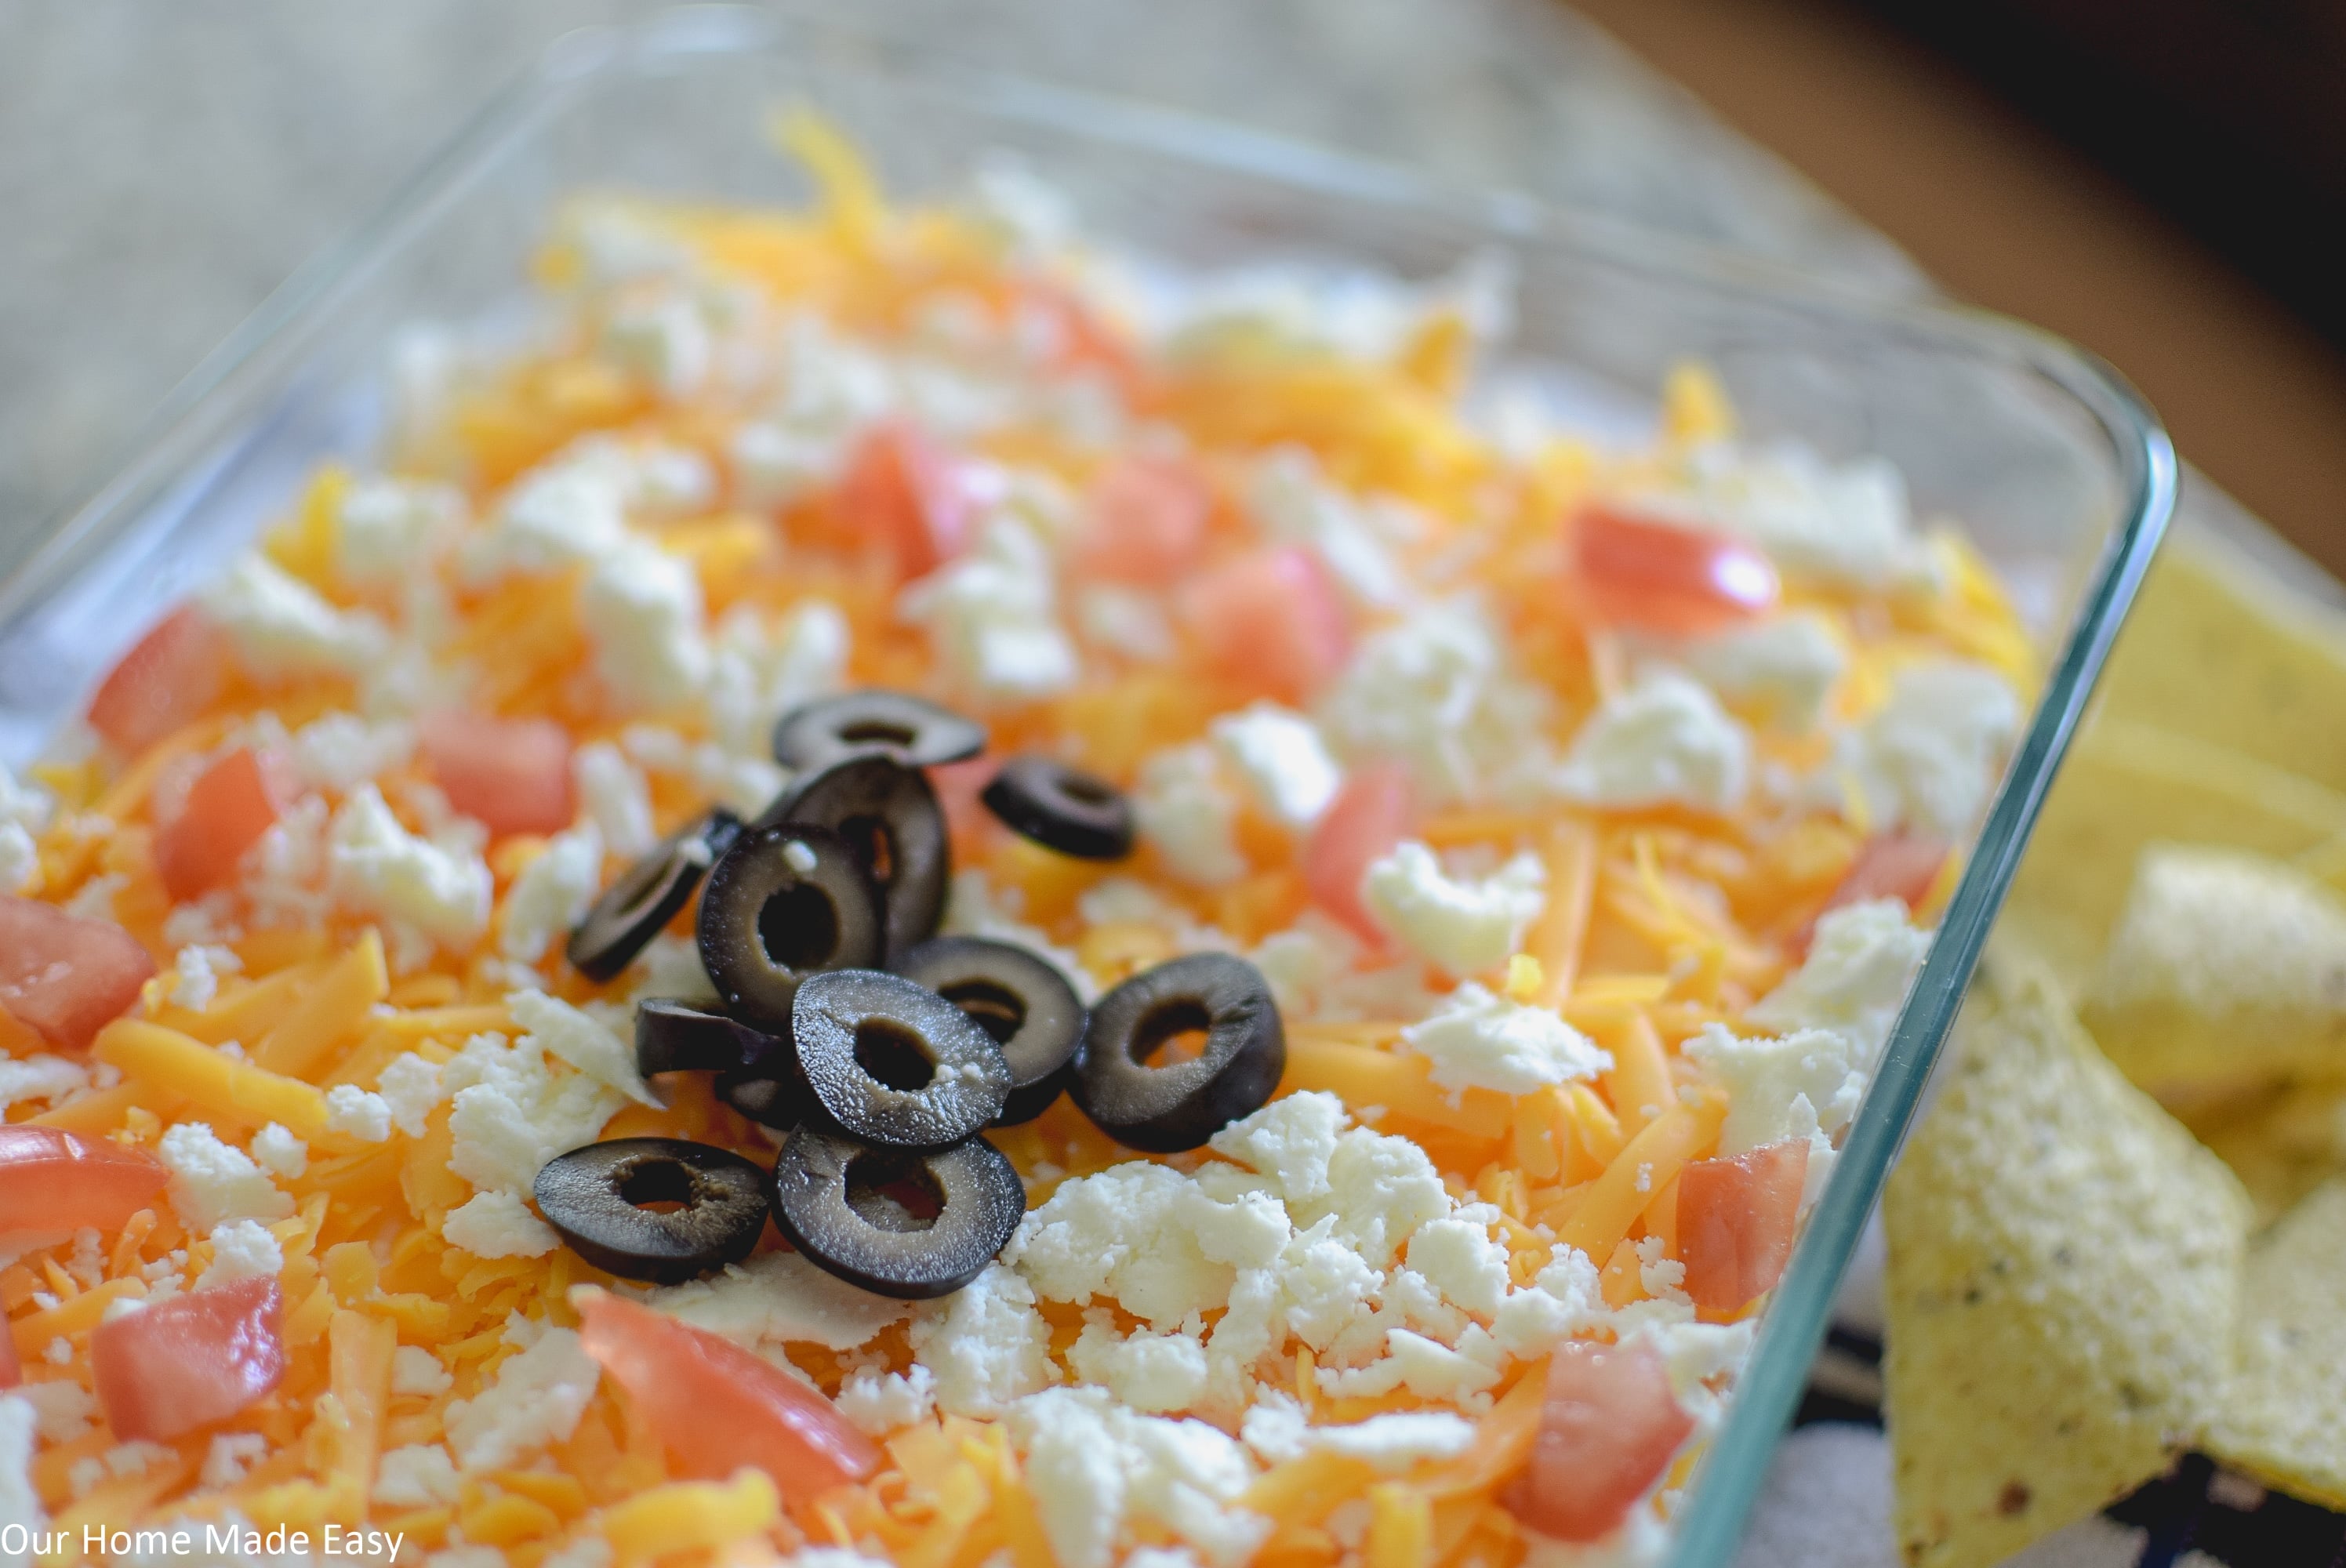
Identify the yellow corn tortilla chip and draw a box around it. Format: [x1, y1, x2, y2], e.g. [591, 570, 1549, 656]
[2185, 1080, 2346, 1229]
[2079, 844, 2346, 1108]
[2203, 1178, 2346, 1509]
[2003, 716, 2346, 992]
[1883, 947, 2250, 1568]
[2094, 532, 2346, 789]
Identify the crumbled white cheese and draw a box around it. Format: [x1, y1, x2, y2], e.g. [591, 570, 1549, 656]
[1075, 583, 1177, 662]
[907, 1261, 1059, 1417]
[338, 477, 462, 585]
[194, 1219, 283, 1290]
[1296, 1127, 1455, 1271]
[1318, 1325, 1504, 1405]
[834, 1363, 936, 1436]
[572, 742, 655, 859]
[164, 942, 242, 1012]
[1361, 841, 1545, 977]
[0, 1396, 42, 1548]
[500, 825, 605, 964]
[581, 538, 711, 713]
[730, 420, 840, 510]
[198, 1431, 269, 1491]
[703, 599, 852, 759]
[246, 1123, 307, 1181]
[647, 1248, 913, 1353]
[376, 1051, 447, 1138]
[0, 822, 37, 898]
[1684, 1022, 1867, 1159]
[1402, 982, 1611, 1097]
[1748, 898, 1930, 1064]
[157, 1123, 293, 1232]
[1818, 659, 2020, 837]
[1556, 669, 1749, 814]
[1679, 611, 1846, 733]
[393, 1345, 454, 1398]
[1686, 444, 1937, 590]
[1005, 1160, 1287, 1328]
[442, 1028, 626, 1196]
[1005, 1386, 1269, 1568]
[1404, 1217, 1514, 1317]
[509, 987, 658, 1107]
[0, 1054, 89, 1113]
[373, 1443, 463, 1508]
[1211, 703, 1342, 829]
[1070, 1320, 1213, 1414]
[199, 553, 390, 681]
[898, 511, 1080, 702]
[1247, 447, 1408, 609]
[623, 932, 721, 1009]
[326, 784, 492, 948]
[621, 722, 787, 819]
[443, 1326, 599, 1472]
[442, 1189, 561, 1258]
[1132, 743, 1247, 887]
[1209, 1091, 1349, 1204]
[324, 1083, 394, 1143]
[601, 291, 712, 399]
[1239, 1397, 1476, 1471]
[1316, 597, 1555, 808]
[13, 1381, 96, 1446]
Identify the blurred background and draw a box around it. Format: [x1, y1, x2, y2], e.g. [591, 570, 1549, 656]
[4, 0, 2344, 579]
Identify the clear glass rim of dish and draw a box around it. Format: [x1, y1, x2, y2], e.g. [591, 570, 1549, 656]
[0, 8, 2179, 1561]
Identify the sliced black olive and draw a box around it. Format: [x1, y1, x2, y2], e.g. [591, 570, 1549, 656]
[567, 810, 744, 982]
[791, 968, 1011, 1149]
[980, 754, 1134, 860]
[698, 823, 882, 1022]
[892, 936, 1084, 1125]
[1073, 953, 1285, 1152]
[534, 1137, 771, 1284]
[772, 690, 986, 771]
[769, 1126, 1026, 1298]
[760, 755, 947, 960]
[634, 997, 788, 1077]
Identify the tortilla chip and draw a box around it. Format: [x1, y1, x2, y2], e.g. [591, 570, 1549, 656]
[2203, 1178, 2346, 1509]
[1883, 947, 2250, 1568]
[2185, 1080, 2346, 1229]
[2079, 844, 2346, 1107]
[2094, 533, 2346, 790]
[2003, 718, 2346, 994]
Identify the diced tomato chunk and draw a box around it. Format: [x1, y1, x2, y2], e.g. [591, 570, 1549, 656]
[1505, 1338, 1694, 1543]
[154, 747, 281, 902]
[421, 710, 574, 838]
[0, 896, 156, 1050]
[1830, 830, 1947, 920]
[86, 608, 232, 757]
[930, 754, 999, 848]
[1070, 456, 1212, 583]
[837, 421, 976, 579]
[1181, 546, 1349, 704]
[0, 1125, 169, 1242]
[1304, 763, 1414, 942]
[0, 1318, 16, 1389]
[574, 1287, 878, 1496]
[1678, 1137, 1812, 1318]
[1573, 504, 1778, 637]
[93, 1276, 285, 1441]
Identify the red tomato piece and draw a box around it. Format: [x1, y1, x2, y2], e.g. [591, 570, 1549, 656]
[86, 608, 231, 756]
[1678, 1137, 1812, 1319]
[929, 755, 1000, 849]
[1303, 763, 1415, 942]
[837, 421, 975, 579]
[575, 1287, 879, 1496]
[1574, 504, 1778, 637]
[0, 896, 157, 1050]
[154, 747, 281, 902]
[0, 1125, 170, 1242]
[0, 1316, 17, 1389]
[1505, 1338, 1694, 1543]
[93, 1276, 285, 1441]
[1070, 456, 1212, 583]
[1181, 546, 1349, 704]
[420, 710, 574, 838]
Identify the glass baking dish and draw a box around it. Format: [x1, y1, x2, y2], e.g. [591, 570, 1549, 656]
[0, 8, 2174, 1562]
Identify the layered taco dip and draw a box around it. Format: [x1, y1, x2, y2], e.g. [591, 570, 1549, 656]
[0, 121, 2032, 1568]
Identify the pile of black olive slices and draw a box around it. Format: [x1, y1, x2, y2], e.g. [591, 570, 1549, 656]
[531, 691, 1288, 1301]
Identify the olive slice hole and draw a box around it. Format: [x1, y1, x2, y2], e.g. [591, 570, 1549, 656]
[759, 882, 839, 970]
[845, 1150, 946, 1232]
[616, 1158, 697, 1214]
[854, 1019, 937, 1091]
[841, 813, 897, 884]
[839, 720, 921, 749]
[1131, 1000, 1215, 1066]
[1058, 775, 1115, 807]
[940, 980, 1026, 1047]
